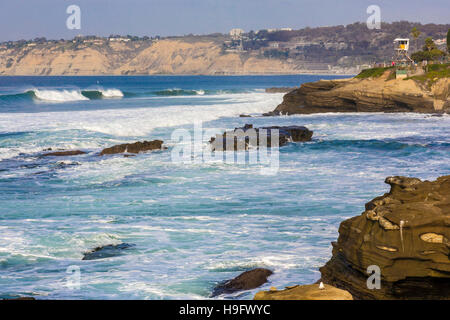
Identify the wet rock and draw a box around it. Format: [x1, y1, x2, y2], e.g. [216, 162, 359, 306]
[239, 114, 252, 117]
[42, 150, 86, 157]
[82, 243, 135, 260]
[210, 124, 313, 151]
[254, 284, 353, 300]
[212, 268, 273, 296]
[262, 111, 281, 117]
[3, 297, 36, 300]
[99, 140, 164, 155]
[320, 175, 450, 299]
[265, 87, 297, 93]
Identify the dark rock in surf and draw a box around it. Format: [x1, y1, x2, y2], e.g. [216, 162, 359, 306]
[212, 268, 273, 296]
[99, 140, 164, 155]
[82, 243, 135, 260]
[239, 114, 252, 117]
[210, 124, 313, 151]
[42, 150, 86, 157]
[262, 111, 281, 117]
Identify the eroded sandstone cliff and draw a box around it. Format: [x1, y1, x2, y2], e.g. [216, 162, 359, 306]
[273, 71, 450, 114]
[320, 175, 450, 299]
[0, 39, 299, 75]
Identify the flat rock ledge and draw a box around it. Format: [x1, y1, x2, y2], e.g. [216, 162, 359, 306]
[99, 140, 164, 155]
[254, 284, 353, 300]
[210, 124, 313, 151]
[265, 87, 298, 93]
[42, 150, 86, 157]
[320, 175, 450, 300]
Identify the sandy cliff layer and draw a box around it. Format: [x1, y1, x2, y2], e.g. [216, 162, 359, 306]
[254, 284, 353, 300]
[273, 72, 450, 114]
[320, 175, 450, 299]
[0, 39, 299, 75]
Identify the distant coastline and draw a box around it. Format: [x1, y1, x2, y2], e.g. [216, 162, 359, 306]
[1, 21, 447, 77]
[0, 72, 356, 77]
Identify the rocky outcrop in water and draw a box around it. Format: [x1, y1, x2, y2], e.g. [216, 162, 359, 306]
[320, 175, 450, 299]
[42, 150, 86, 157]
[99, 140, 164, 155]
[210, 124, 313, 151]
[254, 283, 353, 300]
[82, 243, 135, 260]
[272, 75, 450, 115]
[212, 268, 273, 296]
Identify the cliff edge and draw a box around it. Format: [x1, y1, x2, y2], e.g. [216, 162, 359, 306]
[273, 66, 450, 114]
[320, 175, 450, 299]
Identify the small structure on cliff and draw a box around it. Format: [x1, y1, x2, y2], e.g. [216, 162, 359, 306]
[393, 38, 414, 78]
[393, 38, 410, 62]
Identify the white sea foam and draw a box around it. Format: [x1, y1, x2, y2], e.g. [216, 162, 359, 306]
[0, 92, 282, 138]
[100, 89, 124, 98]
[32, 89, 89, 102]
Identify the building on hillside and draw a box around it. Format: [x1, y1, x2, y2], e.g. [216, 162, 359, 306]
[109, 37, 130, 42]
[229, 28, 244, 40]
[83, 39, 104, 45]
[267, 28, 292, 33]
[434, 38, 447, 46]
[268, 42, 279, 48]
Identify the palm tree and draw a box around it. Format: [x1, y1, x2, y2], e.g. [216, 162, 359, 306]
[447, 29, 450, 55]
[411, 27, 421, 52]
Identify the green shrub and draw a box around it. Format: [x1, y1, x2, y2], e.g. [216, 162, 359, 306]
[355, 67, 393, 79]
[405, 63, 450, 86]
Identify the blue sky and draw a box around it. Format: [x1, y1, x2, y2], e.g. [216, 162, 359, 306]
[0, 0, 449, 41]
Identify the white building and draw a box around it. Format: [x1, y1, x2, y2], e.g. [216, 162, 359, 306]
[434, 38, 447, 46]
[109, 37, 130, 42]
[229, 28, 244, 40]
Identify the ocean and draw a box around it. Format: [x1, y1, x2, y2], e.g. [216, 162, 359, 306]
[0, 75, 449, 299]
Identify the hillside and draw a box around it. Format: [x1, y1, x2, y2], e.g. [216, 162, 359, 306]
[0, 21, 448, 76]
[0, 38, 296, 76]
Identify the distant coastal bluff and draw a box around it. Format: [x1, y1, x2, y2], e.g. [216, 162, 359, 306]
[1, 22, 448, 76]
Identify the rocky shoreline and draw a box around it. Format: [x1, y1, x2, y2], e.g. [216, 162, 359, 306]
[253, 175, 450, 300]
[267, 69, 450, 115]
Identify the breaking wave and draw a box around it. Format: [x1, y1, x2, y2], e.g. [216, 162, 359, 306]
[0, 88, 125, 103]
[0, 87, 250, 104]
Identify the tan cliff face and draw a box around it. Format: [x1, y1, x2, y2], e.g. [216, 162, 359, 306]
[274, 71, 450, 114]
[0, 40, 298, 75]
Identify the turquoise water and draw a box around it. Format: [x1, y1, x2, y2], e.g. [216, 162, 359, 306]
[0, 75, 449, 299]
